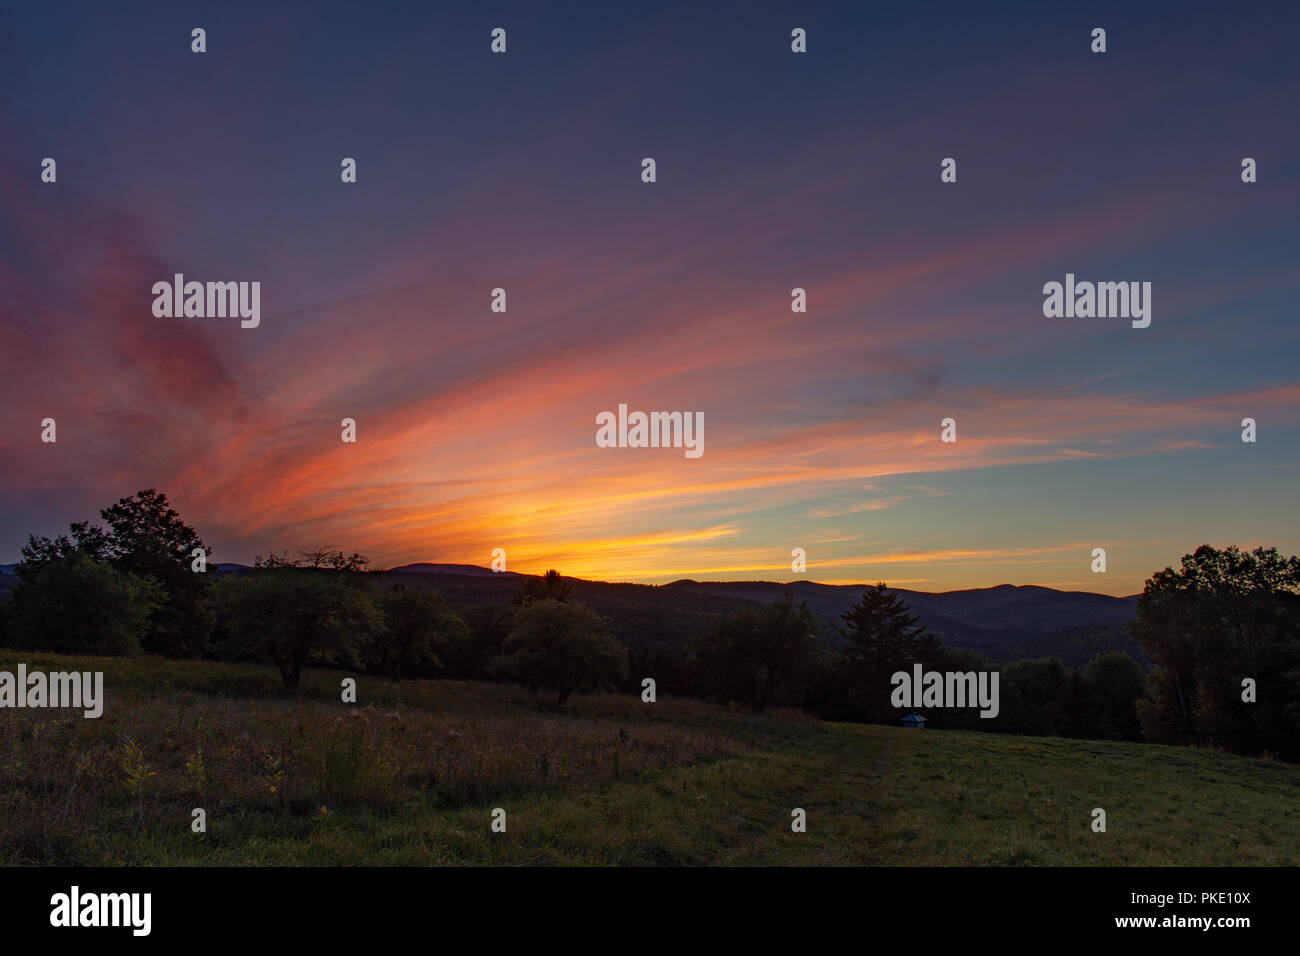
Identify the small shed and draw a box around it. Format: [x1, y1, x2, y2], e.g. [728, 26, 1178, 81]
[901, 713, 927, 729]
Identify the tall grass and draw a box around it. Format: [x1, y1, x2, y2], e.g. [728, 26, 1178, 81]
[1, 652, 1294, 866]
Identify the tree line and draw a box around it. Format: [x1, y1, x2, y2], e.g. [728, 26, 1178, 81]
[2, 490, 1296, 761]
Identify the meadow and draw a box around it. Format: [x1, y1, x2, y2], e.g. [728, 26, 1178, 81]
[1, 653, 1295, 866]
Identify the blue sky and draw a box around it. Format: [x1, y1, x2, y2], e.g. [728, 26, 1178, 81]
[2, 0, 1298, 594]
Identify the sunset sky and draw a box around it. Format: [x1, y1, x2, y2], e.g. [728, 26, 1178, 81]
[2, 1, 1298, 596]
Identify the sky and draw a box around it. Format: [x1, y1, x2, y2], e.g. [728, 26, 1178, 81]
[1, 0, 1298, 596]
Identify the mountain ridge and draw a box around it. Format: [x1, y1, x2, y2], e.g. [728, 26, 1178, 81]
[373, 567, 1143, 667]
[0, 562, 1143, 666]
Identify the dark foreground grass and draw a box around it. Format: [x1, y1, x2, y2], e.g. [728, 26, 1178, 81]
[1, 652, 1296, 865]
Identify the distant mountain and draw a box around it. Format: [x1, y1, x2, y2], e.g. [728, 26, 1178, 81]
[388, 562, 517, 577]
[0, 557, 1144, 667]
[659, 579, 1140, 665]
[379, 567, 1143, 667]
[665, 578, 1135, 632]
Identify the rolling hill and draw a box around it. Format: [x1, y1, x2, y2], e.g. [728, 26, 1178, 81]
[0, 559, 1144, 667]
[375, 567, 1142, 667]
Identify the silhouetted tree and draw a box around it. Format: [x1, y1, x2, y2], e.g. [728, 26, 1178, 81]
[99, 490, 215, 657]
[627, 643, 692, 697]
[1083, 651, 1146, 740]
[925, 646, 996, 731]
[3, 552, 162, 656]
[493, 599, 628, 705]
[687, 593, 822, 712]
[366, 585, 468, 680]
[296, 547, 369, 571]
[443, 602, 514, 679]
[1054, 669, 1108, 739]
[17, 490, 214, 657]
[17, 521, 112, 575]
[514, 569, 573, 605]
[214, 560, 382, 691]
[1133, 545, 1300, 759]
[688, 607, 758, 705]
[999, 658, 1069, 735]
[840, 583, 940, 722]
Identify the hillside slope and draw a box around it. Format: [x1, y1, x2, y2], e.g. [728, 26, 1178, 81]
[0, 653, 1292, 866]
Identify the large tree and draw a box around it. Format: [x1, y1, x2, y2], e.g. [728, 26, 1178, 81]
[214, 556, 383, 690]
[367, 584, 468, 681]
[493, 598, 628, 705]
[1082, 650, 1146, 741]
[17, 520, 112, 574]
[687, 593, 822, 712]
[3, 552, 162, 656]
[840, 583, 941, 721]
[999, 658, 1069, 735]
[1054, 669, 1108, 739]
[17, 490, 214, 657]
[1132, 545, 1300, 759]
[443, 602, 514, 679]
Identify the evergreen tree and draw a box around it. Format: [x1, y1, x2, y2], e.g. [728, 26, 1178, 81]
[514, 569, 573, 605]
[840, 583, 939, 721]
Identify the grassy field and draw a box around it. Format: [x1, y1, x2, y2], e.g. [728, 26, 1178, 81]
[1, 652, 1296, 865]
